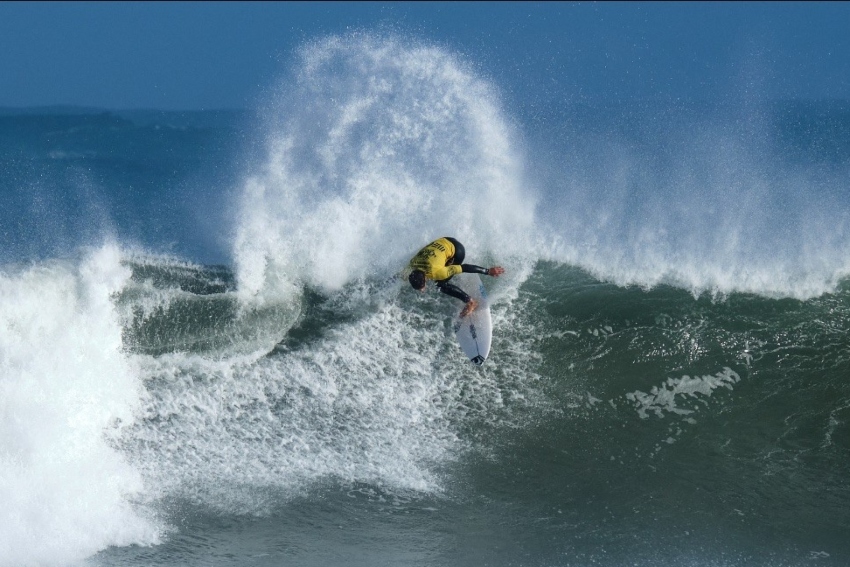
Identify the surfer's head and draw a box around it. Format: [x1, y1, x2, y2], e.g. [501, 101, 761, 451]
[408, 270, 426, 291]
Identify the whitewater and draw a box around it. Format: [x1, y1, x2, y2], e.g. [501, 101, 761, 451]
[1, 35, 849, 566]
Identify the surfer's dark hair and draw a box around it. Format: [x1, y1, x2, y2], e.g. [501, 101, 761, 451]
[408, 270, 426, 290]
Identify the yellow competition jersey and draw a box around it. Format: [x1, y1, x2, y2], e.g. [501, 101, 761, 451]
[408, 238, 463, 281]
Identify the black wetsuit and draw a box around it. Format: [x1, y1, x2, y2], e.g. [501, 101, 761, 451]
[435, 237, 489, 304]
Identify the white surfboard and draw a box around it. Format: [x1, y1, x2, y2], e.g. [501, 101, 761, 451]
[451, 274, 493, 365]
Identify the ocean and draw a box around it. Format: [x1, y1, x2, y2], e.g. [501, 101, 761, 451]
[1, 35, 849, 567]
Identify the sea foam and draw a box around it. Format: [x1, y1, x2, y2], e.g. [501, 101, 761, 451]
[0, 245, 160, 566]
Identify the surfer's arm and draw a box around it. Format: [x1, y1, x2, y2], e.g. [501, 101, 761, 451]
[461, 264, 504, 277]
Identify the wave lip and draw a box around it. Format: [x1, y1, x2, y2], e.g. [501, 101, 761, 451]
[536, 103, 850, 300]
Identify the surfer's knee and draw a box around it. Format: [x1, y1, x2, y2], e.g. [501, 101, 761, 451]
[437, 281, 471, 303]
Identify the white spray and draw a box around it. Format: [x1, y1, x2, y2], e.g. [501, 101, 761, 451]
[0, 245, 160, 566]
[233, 34, 537, 304]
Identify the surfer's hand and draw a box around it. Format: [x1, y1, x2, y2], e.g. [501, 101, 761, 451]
[460, 299, 478, 318]
[487, 266, 505, 277]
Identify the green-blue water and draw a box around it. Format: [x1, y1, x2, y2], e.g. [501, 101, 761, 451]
[1, 36, 849, 567]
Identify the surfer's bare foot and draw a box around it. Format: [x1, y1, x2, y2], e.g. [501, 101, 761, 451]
[461, 299, 478, 318]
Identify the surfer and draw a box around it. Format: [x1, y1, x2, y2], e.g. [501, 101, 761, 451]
[407, 237, 504, 317]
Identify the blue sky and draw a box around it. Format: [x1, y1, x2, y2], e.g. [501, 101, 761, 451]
[1, 1, 848, 110]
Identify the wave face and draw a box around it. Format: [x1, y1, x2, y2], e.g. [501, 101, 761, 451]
[1, 34, 850, 567]
[114, 34, 546, 517]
